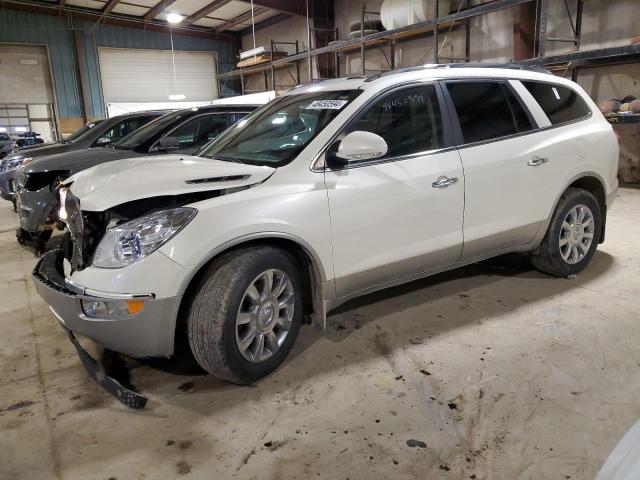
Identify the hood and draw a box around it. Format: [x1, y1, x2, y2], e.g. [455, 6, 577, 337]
[5, 142, 71, 160]
[64, 155, 276, 211]
[24, 147, 137, 174]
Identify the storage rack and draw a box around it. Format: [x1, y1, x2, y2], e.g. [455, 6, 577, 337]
[217, 0, 640, 96]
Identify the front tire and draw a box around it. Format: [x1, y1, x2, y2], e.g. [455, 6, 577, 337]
[531, 187, 602, 277]
[187, 246, 303, 384]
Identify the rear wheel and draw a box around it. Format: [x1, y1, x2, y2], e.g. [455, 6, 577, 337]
[531, 187, 602, 277]
[187, 246, 303, 384]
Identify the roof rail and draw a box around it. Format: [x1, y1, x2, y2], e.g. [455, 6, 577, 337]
[364, 63, 552, 82]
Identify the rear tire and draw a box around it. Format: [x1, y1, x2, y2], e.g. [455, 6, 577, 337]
[187, 246, 303, 384]
[531, 187, 602, 277]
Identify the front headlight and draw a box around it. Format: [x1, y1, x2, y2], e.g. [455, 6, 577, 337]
[4, 157, 32, 172]
[92, 207, 197, 268]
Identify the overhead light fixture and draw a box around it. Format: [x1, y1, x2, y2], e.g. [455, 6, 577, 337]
[166, 13, 184, 24]
[168, 94, 186, 101]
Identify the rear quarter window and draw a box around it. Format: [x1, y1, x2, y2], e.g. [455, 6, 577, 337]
[522, 81, 591, 125]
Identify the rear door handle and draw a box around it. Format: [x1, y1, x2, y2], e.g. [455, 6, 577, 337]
[527, 156, 549, 167]
[432, 176, 459, 189]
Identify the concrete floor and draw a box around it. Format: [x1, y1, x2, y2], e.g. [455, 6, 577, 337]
[1, 189, 640, 480]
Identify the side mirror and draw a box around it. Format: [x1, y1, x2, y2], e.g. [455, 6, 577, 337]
[95, 137, 111, 146]
[326, 131, 388, 168]
[157, 136, 180, 151]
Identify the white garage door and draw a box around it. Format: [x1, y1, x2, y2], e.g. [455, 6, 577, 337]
[0, 44, 56, 142]
[98, 47, 218, 105]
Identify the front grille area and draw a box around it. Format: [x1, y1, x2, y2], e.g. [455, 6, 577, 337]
[63, 191, 108, 272]
[64, 190, 85, 272]
[19, 208, 30, 222]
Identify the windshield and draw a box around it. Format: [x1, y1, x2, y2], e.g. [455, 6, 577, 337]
[65, 120, 105, 143]
[200, 90, 361, 166]
[114, 110, 186, 150]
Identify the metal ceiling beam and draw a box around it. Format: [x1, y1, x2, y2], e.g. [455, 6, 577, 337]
[102, 0, 120, 14]
[214, 6, 269, 33]
[249, 0, 316, 17]
[183, 0, 233, 25]
[88, 0, 121, 31]
[2, 0, 236, 40]
[143, 0, 177, 21]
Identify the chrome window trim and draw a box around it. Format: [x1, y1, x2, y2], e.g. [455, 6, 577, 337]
[310, 75, 596, 171]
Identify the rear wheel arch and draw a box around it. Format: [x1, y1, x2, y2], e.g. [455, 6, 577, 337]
[565, 174, 607, 243]
[543, 173, 607, 246]
[173, 235, 327, 352]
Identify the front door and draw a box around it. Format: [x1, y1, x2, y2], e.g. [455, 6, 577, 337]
[325, 83, 465, 298]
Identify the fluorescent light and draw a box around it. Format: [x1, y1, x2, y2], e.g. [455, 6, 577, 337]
[15, 126, 27, 132]
[166, 13, 184, 24]
[240, 46, 266, 60]
[0, 127, 6, 132]
[169, 94, 186, 101]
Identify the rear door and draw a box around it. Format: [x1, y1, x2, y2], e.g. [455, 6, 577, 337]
[325, 83, 465, 298]
[443, 79, 558, 259]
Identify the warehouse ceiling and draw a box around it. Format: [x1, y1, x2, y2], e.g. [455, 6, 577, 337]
[3, 0, 312, 35]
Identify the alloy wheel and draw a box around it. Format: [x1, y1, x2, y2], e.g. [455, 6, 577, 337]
[235, 269, 295, 363]
[559, 204, 595, 264]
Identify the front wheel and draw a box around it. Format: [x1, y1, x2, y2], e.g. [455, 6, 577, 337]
[187, 246, 303, 384]
[531, 187, 602, 277]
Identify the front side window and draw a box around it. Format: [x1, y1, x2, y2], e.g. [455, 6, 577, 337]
[65, 120, 104, 143]
[200, 90, 361, 166]
[447, 81, 532, 144]
[347, 84, 444, 160]
[522, 81, 590, 125]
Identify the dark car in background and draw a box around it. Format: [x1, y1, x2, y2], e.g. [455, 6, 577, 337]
[16, 104, 259, 245]
[0, 111, 164, 202]
[0, 133, 14, 158]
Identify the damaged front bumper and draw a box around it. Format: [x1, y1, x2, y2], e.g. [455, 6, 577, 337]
[0, 169, 17, 201]
[32, 250, 179, 408]
[16, 187, 57, 232]
[32, 250, 178, 358]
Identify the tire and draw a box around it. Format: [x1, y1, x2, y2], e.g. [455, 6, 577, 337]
[531, 187, 602, 277]
[187, 246, 304, 384]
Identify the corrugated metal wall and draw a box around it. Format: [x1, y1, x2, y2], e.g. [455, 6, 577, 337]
[0, 9, 82, 122]
[0, 9, 238, 130]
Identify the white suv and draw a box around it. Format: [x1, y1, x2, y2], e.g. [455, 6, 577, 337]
[33, 65, 619, 396]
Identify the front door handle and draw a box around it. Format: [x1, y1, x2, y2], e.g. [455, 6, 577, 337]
[527, 156, 549, 167]
[432, 176, 459, 189]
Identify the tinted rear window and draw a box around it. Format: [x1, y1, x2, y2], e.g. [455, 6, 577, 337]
[522, 81, 590, 125]
[447, 82, 532, 144]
